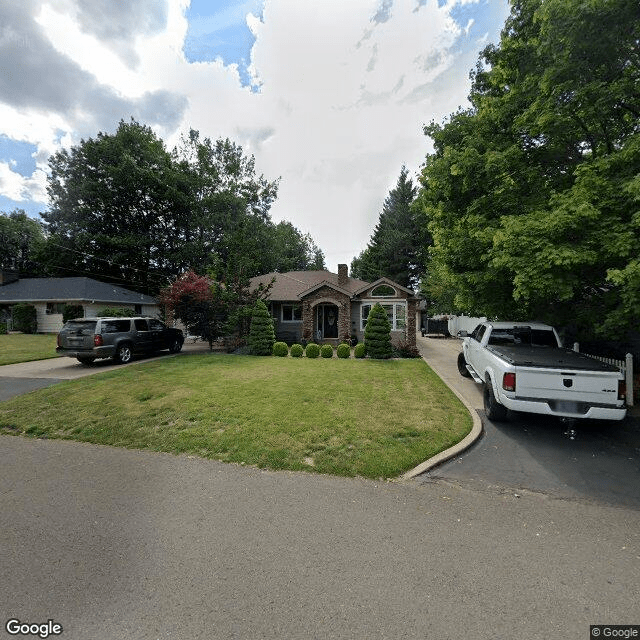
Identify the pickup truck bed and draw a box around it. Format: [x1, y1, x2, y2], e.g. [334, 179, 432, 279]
[487, 346, 619, 372]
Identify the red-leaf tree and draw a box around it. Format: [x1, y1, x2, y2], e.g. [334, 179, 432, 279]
[159, 270, 226, 349]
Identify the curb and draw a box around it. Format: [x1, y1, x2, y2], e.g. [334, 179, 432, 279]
[398, 344, 483, 481]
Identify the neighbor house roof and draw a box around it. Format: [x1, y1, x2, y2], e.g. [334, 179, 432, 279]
[0, 277, 157, 305]
[250, 270, 370, 301]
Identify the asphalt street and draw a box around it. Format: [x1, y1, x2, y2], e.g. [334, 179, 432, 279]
[0, 435, 638, 640]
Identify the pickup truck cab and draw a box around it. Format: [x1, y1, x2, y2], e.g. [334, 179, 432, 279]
[458, 321, 627, 422]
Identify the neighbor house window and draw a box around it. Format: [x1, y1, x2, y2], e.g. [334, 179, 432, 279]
[361, 301, 407, 331]
[281, 304, 302, 322]
[45, 302, 66, 315]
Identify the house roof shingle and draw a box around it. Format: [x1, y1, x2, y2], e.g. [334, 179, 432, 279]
[0, 277, 157, 305]
[250, 270, 371, 301]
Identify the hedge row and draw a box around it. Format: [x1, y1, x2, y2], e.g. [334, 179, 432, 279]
[270, 340, 418, 359]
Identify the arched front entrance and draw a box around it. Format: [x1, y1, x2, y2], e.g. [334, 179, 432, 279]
[315, 303, 339, 340]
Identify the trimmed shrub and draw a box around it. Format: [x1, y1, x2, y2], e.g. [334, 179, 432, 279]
[95, 307, 135, 317]
[0, 322, 7, 335]
[12, 303, 37, 334]
[336, 343, 351, 359]
[272, 341, 289, 357]
[320, 344, 334, 358]
[305, 342, 320, 358]
[290, 343, 304, 358]
[354, 342, 366, 359]
[63, 304, 84, 323]
[363, 302, 392, 359]
[394, 339, 421, 358]
[248, 299, 276, 355]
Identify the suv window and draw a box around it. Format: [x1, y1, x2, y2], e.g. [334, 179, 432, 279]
[63, 321, 96, 335]
[101, 320, 132, 333]
[149, 319, 165, 331]
[134, 319, 149, 331]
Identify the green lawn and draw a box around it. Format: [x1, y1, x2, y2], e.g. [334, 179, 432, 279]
[0, 354, 472, 479]
[0, 334, 60, 366]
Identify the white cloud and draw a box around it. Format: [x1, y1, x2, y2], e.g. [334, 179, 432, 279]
[0, 0, 510, 270]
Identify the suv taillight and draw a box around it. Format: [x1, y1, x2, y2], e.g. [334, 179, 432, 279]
[94, 334, 103, 347]
[618, 380, 626, 401]
[503, 372, 516, 392]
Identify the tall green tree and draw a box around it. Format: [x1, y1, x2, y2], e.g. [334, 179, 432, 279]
[351, 167, 428, 288]
[0, 210, 46, 276]
[43, 119, 184, 293]
[417, 0, 640, 337]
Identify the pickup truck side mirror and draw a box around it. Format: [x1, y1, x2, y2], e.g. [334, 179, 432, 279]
[458, 330, 469, 338]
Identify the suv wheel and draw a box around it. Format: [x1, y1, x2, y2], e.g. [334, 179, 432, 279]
[114, 343, 133, 364]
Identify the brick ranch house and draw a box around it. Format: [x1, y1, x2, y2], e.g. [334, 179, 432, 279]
[250, 264, 420, 347]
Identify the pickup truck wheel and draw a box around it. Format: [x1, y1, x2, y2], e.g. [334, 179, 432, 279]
[484, 381, 508, 422]
[169, 338, 183, 354]
[457, 352, 472, 378]
[114, 343, 133, 364]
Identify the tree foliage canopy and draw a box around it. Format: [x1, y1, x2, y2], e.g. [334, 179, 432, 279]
[416, 0, 640, 337]
[0, 210, 45, 276]
[39, 120, 324, 295]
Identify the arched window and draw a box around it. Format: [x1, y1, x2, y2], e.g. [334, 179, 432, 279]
[371, 284, 396, 297]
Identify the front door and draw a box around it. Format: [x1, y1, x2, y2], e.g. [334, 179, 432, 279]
[317, 304, 338, 339]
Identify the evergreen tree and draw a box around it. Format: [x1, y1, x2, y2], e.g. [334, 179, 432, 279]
[351, 167, 429, 288]
[248, 299, 275, 355]
[363, 303, 392, 359]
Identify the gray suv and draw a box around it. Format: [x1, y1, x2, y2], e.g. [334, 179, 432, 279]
[56, 317, 184, 365]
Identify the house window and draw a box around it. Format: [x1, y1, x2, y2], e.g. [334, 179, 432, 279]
[134, 304, 142, 314]
[281, 304, 302, 322]
[361, 301, 407, 331]
[371, 284, 396, 297]
[45, 302, 66, 315]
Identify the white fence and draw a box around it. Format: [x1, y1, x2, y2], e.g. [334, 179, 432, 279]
[574, 343, 634, 408]
[448, 316, 487, 337]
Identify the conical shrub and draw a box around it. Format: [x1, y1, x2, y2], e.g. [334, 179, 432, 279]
[248, 299, 275, 355]
[363, 303, 392, 359]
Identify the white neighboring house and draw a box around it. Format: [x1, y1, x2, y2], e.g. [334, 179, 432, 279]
[0, 275, 160, 333]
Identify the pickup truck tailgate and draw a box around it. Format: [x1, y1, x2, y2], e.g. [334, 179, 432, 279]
[516, 367, 622, 409]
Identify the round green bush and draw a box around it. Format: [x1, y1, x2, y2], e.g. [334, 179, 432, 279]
[12, 303, 37, 334]
[305, 342, 320, 358]
[336, 343, 351, 359]
[290, 343, 304, 358]
[272, 341, 289, 357]
[320, 344, 334, 358]
[354, 343, 366, 359]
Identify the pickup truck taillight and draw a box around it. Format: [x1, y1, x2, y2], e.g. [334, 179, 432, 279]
[502, 372, 516, 392]
[94, 334, 103, 347]
[618, 380, 626, 401]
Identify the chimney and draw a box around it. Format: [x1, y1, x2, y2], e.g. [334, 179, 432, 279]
[338, 264, 348, 287]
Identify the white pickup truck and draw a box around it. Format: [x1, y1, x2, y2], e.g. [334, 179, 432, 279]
[457, 321, 627, 422]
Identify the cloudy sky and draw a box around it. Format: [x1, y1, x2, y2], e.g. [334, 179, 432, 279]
[0, 0, 510, 271]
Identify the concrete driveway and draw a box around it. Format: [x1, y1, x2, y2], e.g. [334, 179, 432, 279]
[416, 335, 640, 508]
[0, 342, 210, 401]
